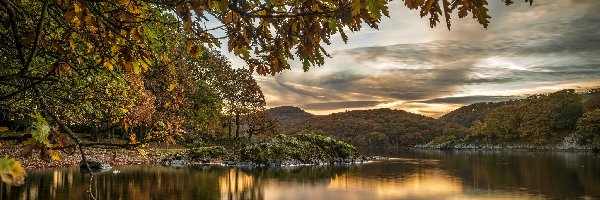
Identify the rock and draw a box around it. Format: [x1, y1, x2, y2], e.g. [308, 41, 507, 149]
[80, 159, 112, 170]
[160, 159, 186, 167]
[222, 160, 236, 166]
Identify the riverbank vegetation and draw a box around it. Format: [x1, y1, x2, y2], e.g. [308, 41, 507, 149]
[163, 133, 362, 166]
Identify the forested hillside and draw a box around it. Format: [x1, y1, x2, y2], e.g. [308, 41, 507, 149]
[265, 106, 315, 130]
[445, 89, 600, 147]
[286, 108, 469, 152]
[282, 89, 600, 151]
[440, 101, 522, 128]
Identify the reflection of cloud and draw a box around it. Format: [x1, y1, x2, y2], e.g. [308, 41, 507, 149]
[257, 0, 600, 116]
[327, 170, 463, 198]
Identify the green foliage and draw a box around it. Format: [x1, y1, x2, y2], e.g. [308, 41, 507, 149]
[30, 112, 50, 143]
[0, 157, 26, 186]
[576, 109, 600, 147]
[186, 81, 223, 134]
[186, 146, 227, 160]
[470, 105, 522, 143]
[241, 134, 358, 165]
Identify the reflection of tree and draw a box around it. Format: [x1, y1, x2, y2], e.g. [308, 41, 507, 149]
[220, 168, 264, 200]
[0, 164, 353, 200]
[242, 165, 351, 185]
[5, 153, 597, 200]
[1, 166, 225, 200]
[411, 150, 600, 199]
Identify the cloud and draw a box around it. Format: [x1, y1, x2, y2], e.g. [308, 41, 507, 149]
[301, 101, 386, 110]
[257, 0, 600, 116]
[417, 96, 515, 104]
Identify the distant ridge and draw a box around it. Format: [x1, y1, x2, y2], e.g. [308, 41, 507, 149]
[286, 108, 468, 153]
[265, 106, 315, 130]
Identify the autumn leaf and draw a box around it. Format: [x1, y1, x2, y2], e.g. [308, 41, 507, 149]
[136, 148, 147, 156]
[0, 157, 26, 186]
[167, 83, 177, 92]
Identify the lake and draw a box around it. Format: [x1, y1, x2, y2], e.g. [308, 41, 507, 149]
[2, 150, 599, 200]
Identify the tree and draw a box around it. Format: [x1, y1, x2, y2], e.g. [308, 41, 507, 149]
[186, 81, 223, 135]
[583, 89, 600, 113]
[470, 89, 583, 145]
[245, 111, 281, 140]
[576, 109, 600, 148]
[471, 104, 522, 142]
[222, 68, 266, 138]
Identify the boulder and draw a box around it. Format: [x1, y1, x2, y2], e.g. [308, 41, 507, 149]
[80, 159, 112, 170]
[160, 159, 186, 167]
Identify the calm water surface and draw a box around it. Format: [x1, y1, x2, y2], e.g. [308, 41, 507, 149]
[2, 150, 600, 200]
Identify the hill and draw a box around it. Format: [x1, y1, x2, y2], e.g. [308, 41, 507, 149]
[286, 108, 469, 153]
[440, 100, 522, 128]
[440, 89, 600, 147]
[265, 106, 315, 130]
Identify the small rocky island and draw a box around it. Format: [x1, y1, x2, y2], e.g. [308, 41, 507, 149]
[161, 134, 383, 167]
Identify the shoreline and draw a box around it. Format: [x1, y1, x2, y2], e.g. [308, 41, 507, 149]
[413, 143, 599, 152]
[4, 143, 597, 170]
[0, 143, 186, 170]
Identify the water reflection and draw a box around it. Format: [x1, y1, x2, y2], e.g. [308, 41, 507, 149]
[1, 151, 599, 200]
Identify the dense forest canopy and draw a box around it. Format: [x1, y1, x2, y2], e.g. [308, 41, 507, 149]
[286, 108, 468, 153]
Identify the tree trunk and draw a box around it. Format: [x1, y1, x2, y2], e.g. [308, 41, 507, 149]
[93, 126, 99, 142]
[235, 113, 240, 138]
[110, 128, 114, 139]
[228, 120, 232, 138]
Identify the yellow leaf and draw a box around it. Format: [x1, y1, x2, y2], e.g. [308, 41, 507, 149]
[140, 60, 149, 71]
[71, 16, 81, 27]
[351, 0, 362, 16]
[129, 132, 136, 144]
[133, 61, 141, 74]
[136, 148, 146, 156]
[110, 45, 120, 56]
[167, 83, 177, 92]
[103, 61, 114, 71]
[0, 157, 26, 186]
[120, 108, 128, 113]
[0, 127, 8, 132]
[49, 150, 61, 161]
[190, 45, 203, 58]
[74, 3, 82, 14]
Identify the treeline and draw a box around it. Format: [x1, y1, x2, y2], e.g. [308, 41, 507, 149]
[441, 89, 600, 147]
[286, 108, 468, 152]
[278, 89, 600, 152]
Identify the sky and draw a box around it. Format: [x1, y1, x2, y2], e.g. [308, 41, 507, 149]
[236, 0, 600, 117]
